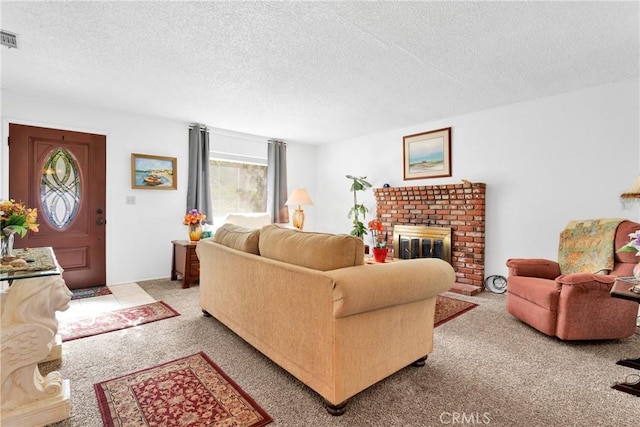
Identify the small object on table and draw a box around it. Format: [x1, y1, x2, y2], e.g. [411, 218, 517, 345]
[9, 258, 28, 268]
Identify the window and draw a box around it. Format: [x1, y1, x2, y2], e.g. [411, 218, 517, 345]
[209, 159, 267, 218]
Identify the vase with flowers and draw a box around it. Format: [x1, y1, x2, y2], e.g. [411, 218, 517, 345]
[368, 219, 388, 262]
[184, 209, 206, 242]
[0, 199, 39, 257]
[617, 229, 640, 280]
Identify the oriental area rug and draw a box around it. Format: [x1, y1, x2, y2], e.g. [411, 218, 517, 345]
[59, 301, 179, 342]
[95, 352, 273, 427]
[434, 295, 478, 327]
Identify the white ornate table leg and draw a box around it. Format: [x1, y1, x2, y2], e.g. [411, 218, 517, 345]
[41, 333, 63, 363]
[1, 274, 72, 427]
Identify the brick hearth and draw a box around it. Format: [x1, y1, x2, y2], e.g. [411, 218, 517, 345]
[374, 182, 486, 288]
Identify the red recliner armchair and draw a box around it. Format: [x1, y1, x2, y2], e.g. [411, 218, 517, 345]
[506, 220, 640, 340]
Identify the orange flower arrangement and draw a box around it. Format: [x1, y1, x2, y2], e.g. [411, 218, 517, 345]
[183, 209, 206, 225]
[367, 219, 387, 248]
[0, 199, 39, 237]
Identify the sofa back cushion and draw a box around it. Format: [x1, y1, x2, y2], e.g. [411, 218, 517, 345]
[222, 212, 271, 229]
[259, 224, 364, 271]
[214, 223, 261, 255]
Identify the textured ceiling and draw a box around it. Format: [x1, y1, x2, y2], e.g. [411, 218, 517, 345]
[1, 1, 638, 144]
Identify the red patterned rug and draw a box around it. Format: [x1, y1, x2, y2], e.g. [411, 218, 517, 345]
[59, 301, 179, 342]
[95, 352, 273, 427]
[434, 295, 478, 327]
[70, 285, 113, 300]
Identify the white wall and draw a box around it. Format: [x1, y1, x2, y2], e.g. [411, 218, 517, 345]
[314, 78, 640, 279]
[285, 142, 318, 230]
[1, 89, 316, 284]
[3, 79, 636, 283]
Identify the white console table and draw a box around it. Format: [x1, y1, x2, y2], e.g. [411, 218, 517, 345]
[0, 247, 72, 427]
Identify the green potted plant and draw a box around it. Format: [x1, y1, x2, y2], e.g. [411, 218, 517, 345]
[346, 175, 372, 238]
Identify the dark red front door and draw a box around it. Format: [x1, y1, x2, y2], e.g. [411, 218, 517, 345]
[8, 123, 107, 289]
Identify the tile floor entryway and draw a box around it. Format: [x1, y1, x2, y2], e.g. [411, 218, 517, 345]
[56, 282, 155, 321]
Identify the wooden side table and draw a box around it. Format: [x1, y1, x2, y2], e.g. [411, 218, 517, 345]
[610, 277, 640, 397]
[610, 277, 640, 304]
[171, 240, 199, 289]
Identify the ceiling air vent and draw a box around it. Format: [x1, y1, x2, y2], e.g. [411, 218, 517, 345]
[1, 30, 18, 49]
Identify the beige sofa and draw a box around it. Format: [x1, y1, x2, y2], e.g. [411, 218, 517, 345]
[196, 224, 455, 414]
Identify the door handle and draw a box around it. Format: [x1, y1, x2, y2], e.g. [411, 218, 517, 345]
[96, 219, 105, 225]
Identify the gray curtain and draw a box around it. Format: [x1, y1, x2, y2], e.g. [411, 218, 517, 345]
[267, 139, 289, 223]
[186, 124, 213, 221]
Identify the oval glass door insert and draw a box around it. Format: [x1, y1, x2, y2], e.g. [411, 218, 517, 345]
[40, 149, 81, 229]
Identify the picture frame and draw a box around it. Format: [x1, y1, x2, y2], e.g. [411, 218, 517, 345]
[403, 127, 452, 180]
[131, 153, 177, 190]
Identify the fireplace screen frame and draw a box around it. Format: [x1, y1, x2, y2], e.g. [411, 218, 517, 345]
[392, 225, 452, 263]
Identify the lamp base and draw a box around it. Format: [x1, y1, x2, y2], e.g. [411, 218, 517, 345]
[292, 208, 305, 230]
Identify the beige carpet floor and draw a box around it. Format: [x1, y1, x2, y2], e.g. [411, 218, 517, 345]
[44, 278, 640, 426]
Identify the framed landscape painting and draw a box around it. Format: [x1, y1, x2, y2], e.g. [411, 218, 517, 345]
[131, 153, 177, 190]
[403, 127, 452, 180]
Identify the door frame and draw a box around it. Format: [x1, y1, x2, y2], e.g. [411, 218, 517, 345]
[2, 118, 109, 193]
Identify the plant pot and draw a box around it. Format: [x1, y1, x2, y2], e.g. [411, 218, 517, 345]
[188, 222, 203, 242]
[1, 228, 16, 257]
[372, 247, 388, 263]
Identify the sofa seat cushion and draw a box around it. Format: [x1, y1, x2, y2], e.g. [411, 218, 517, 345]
[259, 224, 364, 271]
[214, 223, 260, 255]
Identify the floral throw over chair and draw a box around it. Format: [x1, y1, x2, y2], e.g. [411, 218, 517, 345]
[506, 219, 640, 340]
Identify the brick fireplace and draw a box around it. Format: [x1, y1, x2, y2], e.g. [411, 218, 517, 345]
[373, 182, 486, 288]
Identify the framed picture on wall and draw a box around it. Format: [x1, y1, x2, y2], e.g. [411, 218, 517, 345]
[131, 153, 177, 190]
[403, 127, 452, 180]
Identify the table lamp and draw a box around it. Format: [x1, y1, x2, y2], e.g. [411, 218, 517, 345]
[286, 188, 313, 230]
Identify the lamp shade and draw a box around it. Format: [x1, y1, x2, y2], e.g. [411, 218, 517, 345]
[286, 188, 313, 207]
[620, 175, 640, 208]
[621, 176, 640, 199]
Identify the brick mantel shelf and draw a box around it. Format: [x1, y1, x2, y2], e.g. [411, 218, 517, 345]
[374, 182, 486, 287]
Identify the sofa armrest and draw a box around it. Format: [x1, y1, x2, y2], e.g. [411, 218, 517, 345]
[554, 273, 638, 340]
[506, 258, 561, 280]
[556, 272, 616, 292]
[326, 258, 455, 319]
